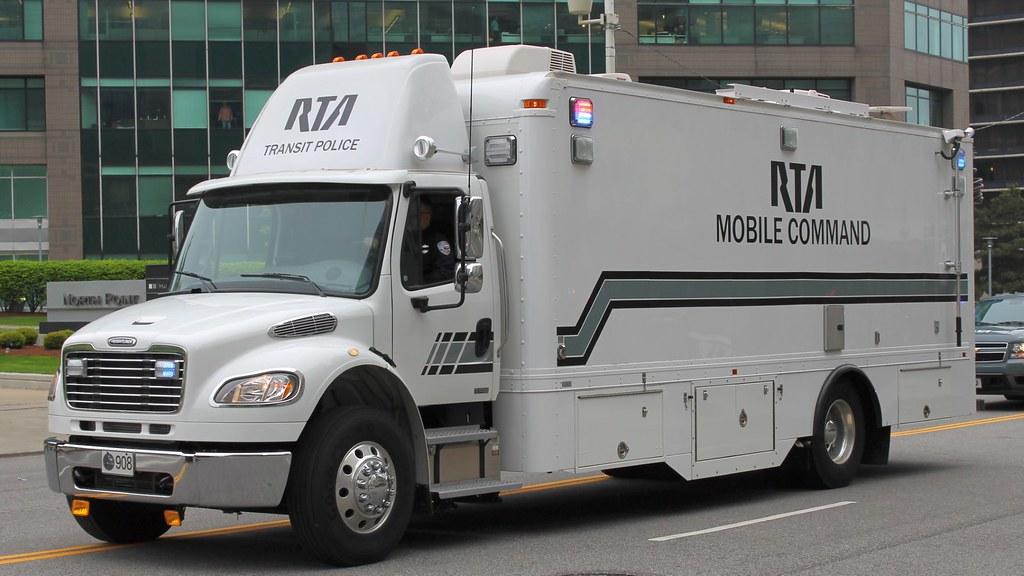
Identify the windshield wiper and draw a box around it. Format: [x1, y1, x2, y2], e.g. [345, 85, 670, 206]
[994, 321, 1024, 326]
[173, 269, 218, 291]
[240, 273, 325, 297]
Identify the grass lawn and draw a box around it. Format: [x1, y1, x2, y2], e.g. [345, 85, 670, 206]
[0, 354, 59, 374]
[0, 314, 45, 328]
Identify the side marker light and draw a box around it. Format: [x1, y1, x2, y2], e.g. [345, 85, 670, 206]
[71, 499, 90, 517]
[164, 510, 182, 527]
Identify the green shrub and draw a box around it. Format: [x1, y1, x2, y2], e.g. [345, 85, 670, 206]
[0, 331, 26, 349]
[16, 327, 38, 345]
[0, 260, 162, 312]
[43, 329, 74, 350]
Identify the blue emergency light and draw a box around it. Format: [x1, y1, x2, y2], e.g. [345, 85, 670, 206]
[956, 149, 966, 171]
[570, 97, 593, 128]
[155, 360, 179, 379]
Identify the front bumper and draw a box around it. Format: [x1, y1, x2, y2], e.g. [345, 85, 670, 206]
[976, 361, 1024, 395]
[44, 438, 291, 509]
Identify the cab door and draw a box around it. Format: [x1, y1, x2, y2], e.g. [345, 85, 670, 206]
[390, 182, 497, 406]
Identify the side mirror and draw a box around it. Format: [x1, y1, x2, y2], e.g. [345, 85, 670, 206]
[456, 196, 485, 260]
[171, 210, 186, 262]
[455, 262, 484, 294]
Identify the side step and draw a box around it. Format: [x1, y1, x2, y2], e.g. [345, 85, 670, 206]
[425, 425, 518, 498]
[425, 425, 498, 446]
[432, 477, 522, 500]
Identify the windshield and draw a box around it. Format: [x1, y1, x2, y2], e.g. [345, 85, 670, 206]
[171, 184, 392, 297]
[976, 298, 1024, 325]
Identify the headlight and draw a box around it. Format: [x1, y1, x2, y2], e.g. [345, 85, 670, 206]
[48, 370, 60, 402]
[213, 372, 301, 406]
[1011, 343, 1024, 359]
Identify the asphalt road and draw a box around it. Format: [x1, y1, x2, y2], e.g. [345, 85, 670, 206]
[2, 398, 1023, 576]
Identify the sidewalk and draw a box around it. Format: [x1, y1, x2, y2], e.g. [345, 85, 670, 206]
[0, 374, 50, 457]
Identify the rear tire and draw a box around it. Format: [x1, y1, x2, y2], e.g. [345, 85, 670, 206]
[287, 407, 415, 566]
[69, 497, 170, 543]
[802, 380, 865, 489]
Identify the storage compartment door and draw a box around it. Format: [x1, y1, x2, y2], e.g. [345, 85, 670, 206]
[577, 391, 663, 468]
[696, 382, 775, 461]
[898, 366, 954, 424]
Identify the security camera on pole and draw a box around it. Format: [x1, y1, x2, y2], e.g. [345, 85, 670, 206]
[568, 0, 618, 74]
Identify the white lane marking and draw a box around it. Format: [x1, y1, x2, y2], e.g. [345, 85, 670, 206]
[649, 501, 856, 542]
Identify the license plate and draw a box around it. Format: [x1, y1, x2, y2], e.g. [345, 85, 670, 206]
[101, 450, 135, 477]
[976, 377, 982, 390]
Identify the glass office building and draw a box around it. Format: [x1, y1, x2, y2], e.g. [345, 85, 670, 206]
[76, 0, 605, 258]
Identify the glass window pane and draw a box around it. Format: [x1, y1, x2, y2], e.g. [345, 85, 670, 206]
[690, 6, 722, 45]
[489, 2, 521, 45]
[244, 40, 277, 85]
[787, 6, 818, 45]
[522, 3, 554, 47]
[138, 88, 171, 129]
[915, 13, 926, 52]
[138, 129, 172, 164]
[26, 83, 45, 130]
[723, 6, 753, 44]
[13, 179, 46, 219]
[928, 9, 939, 56]
[210, 87, 241, 130]
[173, 89, 208, 128]
[420, 0, 452, 60]
[100, 87, 134, 129]
[0, 0, 25, 40]
[172, 41, 206, 78]
[97, 0, 133, 40]
[135, 0, 169, 40]
[98, 40, 134, 77]
[101, 176, 138, 256]
[903, 4, 914, 50]
[0, 83, 27, 131]
[820, 5, 852, 45]
[24, 0, 43, 40]
[208, 0, 242, 40]
[755, 6, 785, 45]
[81, 91, 99, 129]
[0, 180, 11, 219]
[280, 0, 313, 40]
[171, 0, 205, 40]
[243, 0, 276, 41]
[281, 43, 314, 78]
[11, 165, 45, 177]
[951, 21, 963, 61]
[244, 89, 272, 128]
[138, 176, 173, 216]
[79, 0, 97, 39]
[383, 1, 416, 47]
[454, 0, 485, 54]
[173, 129, 208, 164]
[137, 41, 171, 78]
[209, 41, 242, 78]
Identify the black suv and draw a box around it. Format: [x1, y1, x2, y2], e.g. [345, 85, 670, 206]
[976, 294, 1024, 400]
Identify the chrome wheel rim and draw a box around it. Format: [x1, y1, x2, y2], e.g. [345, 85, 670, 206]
[823, 399, 855, 465]
[335, 441, 395, 534]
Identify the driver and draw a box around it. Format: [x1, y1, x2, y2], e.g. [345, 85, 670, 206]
[419, 198, 454, 284]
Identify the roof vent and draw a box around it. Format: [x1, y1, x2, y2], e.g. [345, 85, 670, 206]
[270, 313, 337, 338]
[452, 45, 576, 80]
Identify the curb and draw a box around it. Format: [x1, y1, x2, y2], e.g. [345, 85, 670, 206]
[0, 373, 52, 391]
[0, 451, 43, 459]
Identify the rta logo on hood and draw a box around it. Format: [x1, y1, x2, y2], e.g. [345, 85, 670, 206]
[771, 161, 822, 214]
[285, 95, 358, 132]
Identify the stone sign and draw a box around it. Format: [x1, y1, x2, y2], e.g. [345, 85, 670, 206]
[42, 280, 147, 332]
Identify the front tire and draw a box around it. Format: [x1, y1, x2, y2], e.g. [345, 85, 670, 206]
[69, 497, 170, 543]
[287, 407, 415, 566]
[802, 380, 865, 489]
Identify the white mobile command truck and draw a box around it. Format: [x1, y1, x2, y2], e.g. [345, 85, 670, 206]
[45, 45, 977, 566]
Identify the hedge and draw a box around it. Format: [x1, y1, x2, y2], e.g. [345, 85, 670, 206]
[16, 327, 38, 344]
[0, 260, 163, 312]
[44, 329, 74, 350]
[0, 331, 26, 349]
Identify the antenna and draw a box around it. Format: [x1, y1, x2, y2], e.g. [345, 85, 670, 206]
[466, 48, 475, 193]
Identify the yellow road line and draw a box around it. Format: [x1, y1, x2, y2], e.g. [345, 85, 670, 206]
[5, 411, 1023, 567]
[892, 412, 1024, 437]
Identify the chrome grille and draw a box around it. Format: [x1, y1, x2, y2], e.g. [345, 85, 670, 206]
[548, 49, 576, 73]
[976, 342, 1007, 363]
[64, 351, 185, 413]
[270, 313, 337, 338]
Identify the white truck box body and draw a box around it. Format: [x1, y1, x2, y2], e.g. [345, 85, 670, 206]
[452, 69, 974, 476]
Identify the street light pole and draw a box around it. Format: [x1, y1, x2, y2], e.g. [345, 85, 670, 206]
[982, 236, 997, 296]
[568, 0, 618, 74]
[35, 216, 43, 262]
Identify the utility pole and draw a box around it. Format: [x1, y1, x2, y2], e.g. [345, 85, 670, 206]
[568, 0, 618, 74]
[982, 236, 997, 296]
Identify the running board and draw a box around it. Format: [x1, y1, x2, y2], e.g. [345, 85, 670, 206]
[424, 425, 498, 446]
[431, 478, 522, 499]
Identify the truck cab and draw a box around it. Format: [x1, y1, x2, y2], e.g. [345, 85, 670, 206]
[46, 52, 510, 566]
